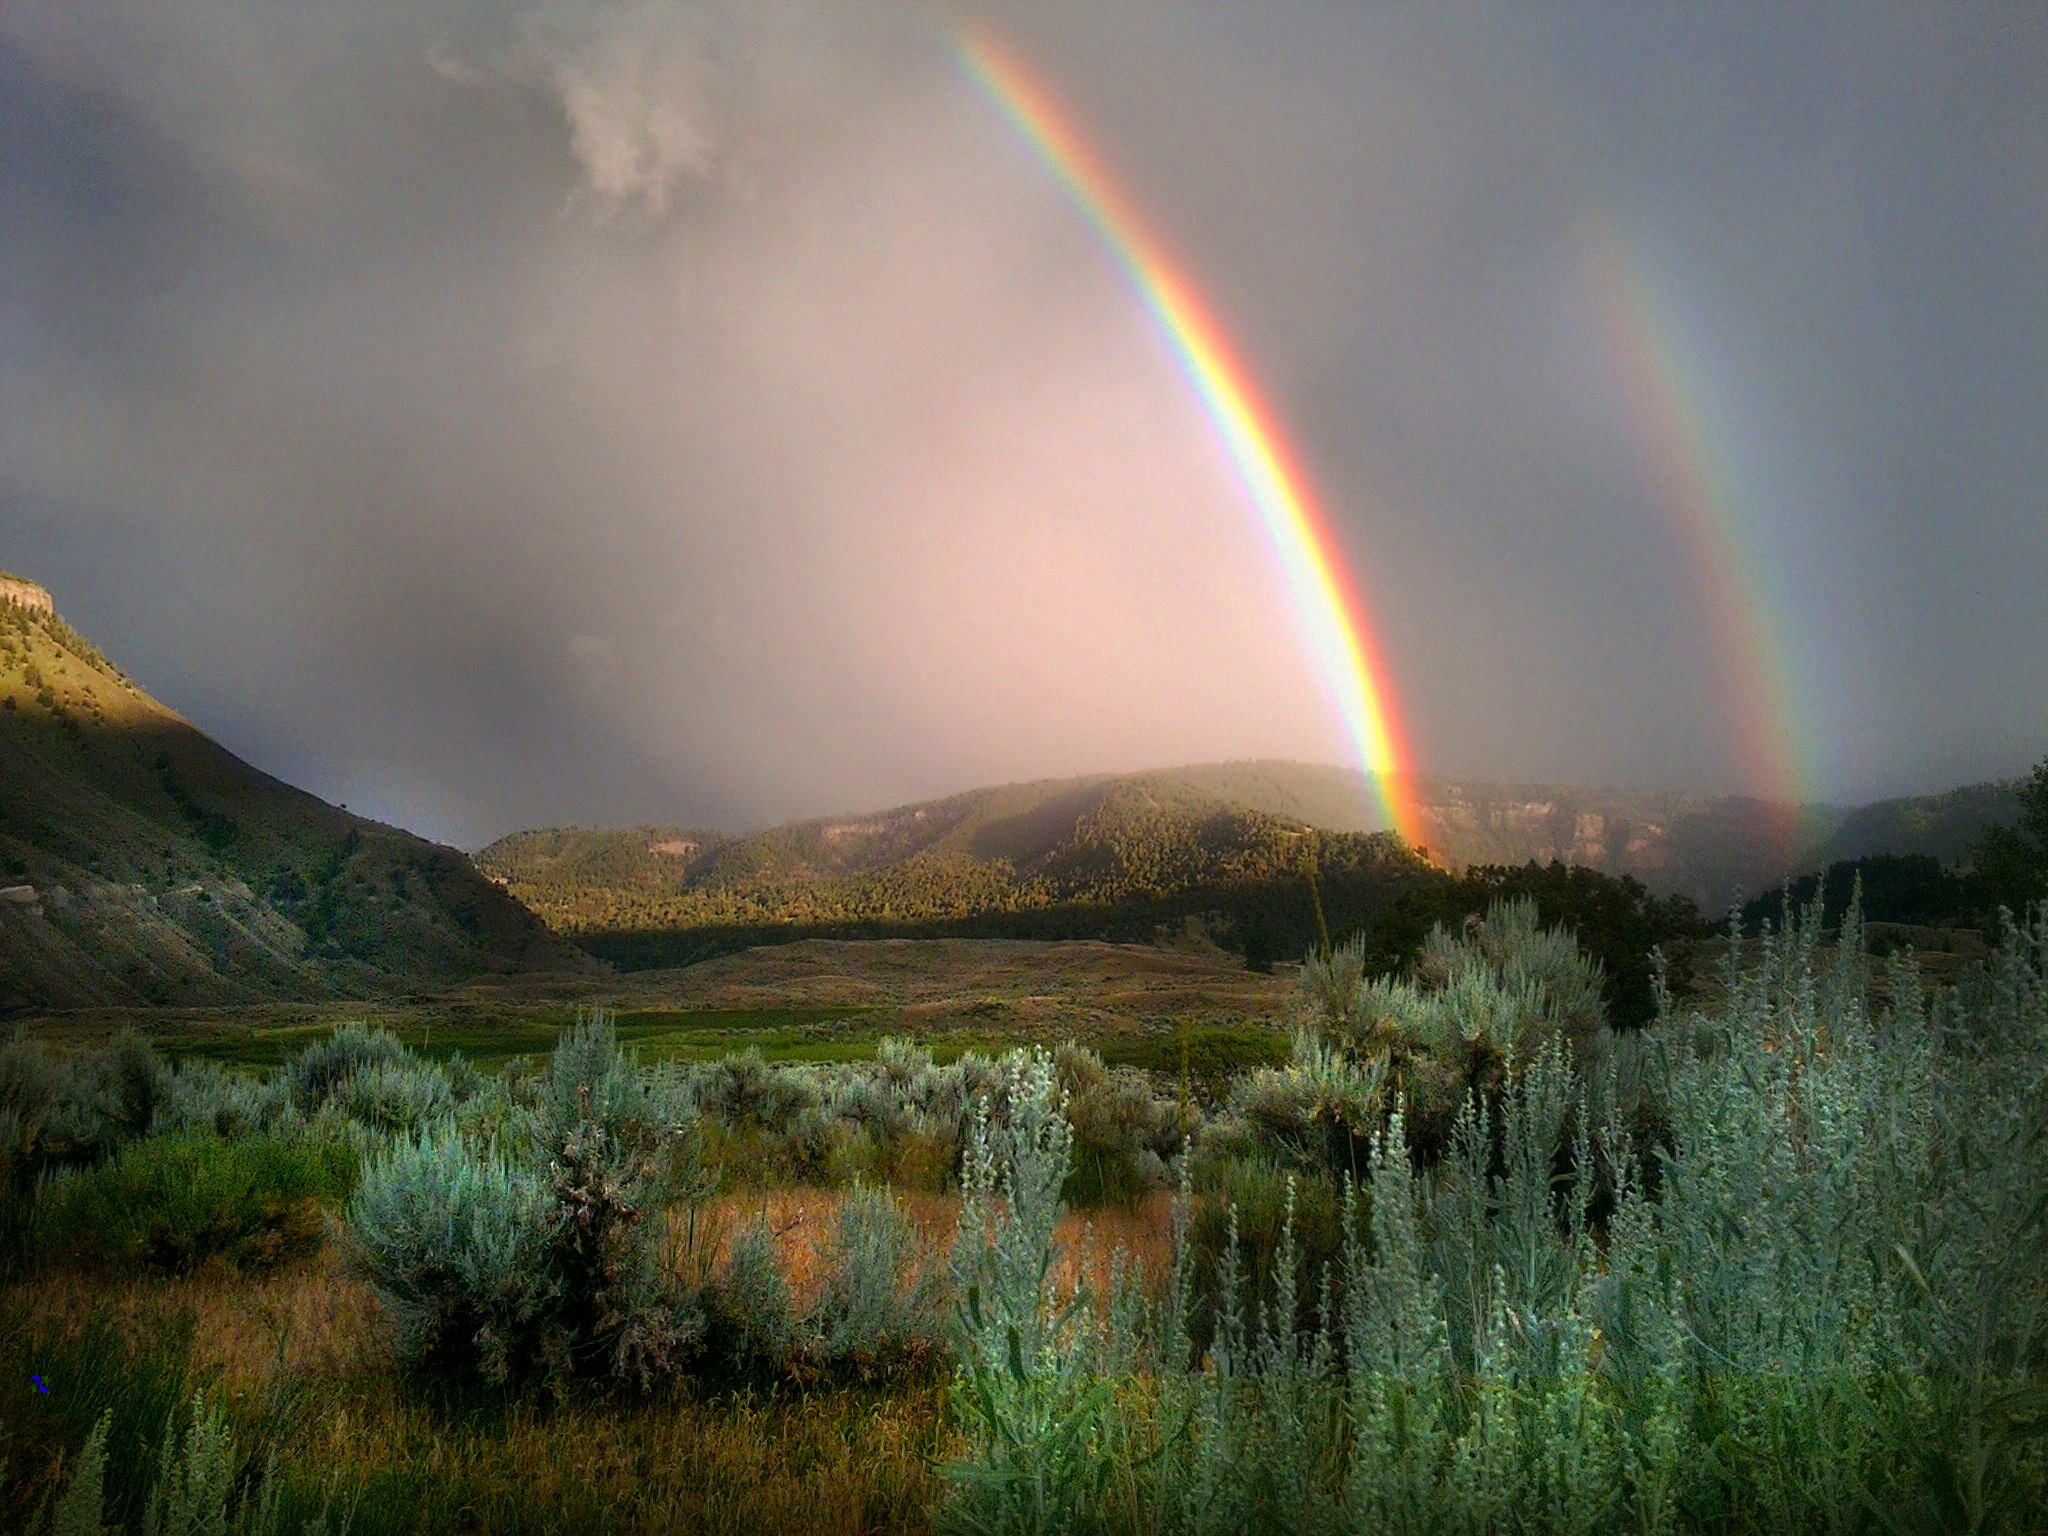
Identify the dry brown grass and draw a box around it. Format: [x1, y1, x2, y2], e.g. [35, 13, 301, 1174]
[291, 1372, 951, 1535]
[10, 1240, 951, 1534]
[677, 1186, 1177, 1303]
[8, 1180, 1183, 1534]
[3, 1244, 376, 1394]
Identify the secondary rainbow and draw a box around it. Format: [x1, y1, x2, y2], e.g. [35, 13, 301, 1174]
[1593, 229, 1811, 834]
[954, 29, 1425, 849]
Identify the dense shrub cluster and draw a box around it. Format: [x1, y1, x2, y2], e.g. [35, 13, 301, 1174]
[941, 897, 2048, 1534]
[345, 1126, 560, 1383]
[152, 1059, 283, 1141]
[1217, 896, 1607, 1190]
[690, 1181, 948, 1387]
[801, 1184, 947, 1380]
[0, 1028, 168, 1186]
[36, 1130, 356, 1275]
[149, 1034, 466, 1149]
[684, 1036, 1192, 1207]
[2, 1025, 475, 1278]
[14, 883, 2048, 1530]
[1345, 860, 1707, 1027]
[346, 1016, 704, 1390]
[342, 1015, 951, 1393]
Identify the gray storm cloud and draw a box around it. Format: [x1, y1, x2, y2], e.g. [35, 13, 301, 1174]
[0, 0, 2042, 846]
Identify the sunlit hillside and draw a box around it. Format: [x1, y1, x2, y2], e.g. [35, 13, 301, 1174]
[0, 586, 589, 1011]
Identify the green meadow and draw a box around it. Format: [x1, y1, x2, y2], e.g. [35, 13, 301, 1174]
[132, 1006, 1289, 1086]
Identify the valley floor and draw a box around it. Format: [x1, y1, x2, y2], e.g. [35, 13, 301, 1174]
[22, 935, 1299, 1084]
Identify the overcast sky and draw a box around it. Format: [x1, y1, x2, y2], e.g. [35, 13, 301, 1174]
[2, 0, 2042, 848]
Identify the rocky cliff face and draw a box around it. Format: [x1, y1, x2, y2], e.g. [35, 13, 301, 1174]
[0, 576, 54, 616]
[1413, 789, 1666, 873]
[1404, 780, 1827, 907]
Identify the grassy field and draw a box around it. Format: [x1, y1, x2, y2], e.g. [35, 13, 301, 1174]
[20, 935, 1297, 1086]
[2, 1240, 954, 1534]
[3, 1188, 1180, 1535]
[145, 1006, 879, 1071]
[122, 1007, 1286, 1095]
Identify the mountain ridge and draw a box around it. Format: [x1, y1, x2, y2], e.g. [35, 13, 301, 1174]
[477, 760, 2026, 944]
[474, 765, 1436, 966]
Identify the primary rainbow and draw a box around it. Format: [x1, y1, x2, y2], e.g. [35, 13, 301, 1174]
[953, 29, 1425, 850]
[1593, 228, 1812, 836]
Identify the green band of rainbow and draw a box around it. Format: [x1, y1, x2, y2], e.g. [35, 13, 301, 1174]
[954, 30, 1422, 847]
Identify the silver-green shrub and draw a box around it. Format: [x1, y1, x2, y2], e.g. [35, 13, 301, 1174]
[345, 1127, 556, 1383]
[700, 1213, 793, 1377]
[692, 1048, 822, 1131]
[129, 1392, 347, 1536]
[937, 896, 2048, 1534]
[330, 1059, 451, 1136]
[1057, 1045, 1199, 1206]
[283, 1023, 409, 1116]
[346, 1014, 706, 1390]
[43, 1408, 110, 1536]
[1262, 897, 1611, 1168]
[547, 1122, 703, 1389]
[804, 1184, 945, 1378]
[940, 1049, 1142, 1535]
[152, 1060, 285, 1140]
[685, 1038, 1190, 1202]
[143, 1392, 261, 1536]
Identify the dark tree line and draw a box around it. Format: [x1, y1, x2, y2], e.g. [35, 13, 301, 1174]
[1735, 753, 2048, 937]
[1336, 860, 1708, 1029]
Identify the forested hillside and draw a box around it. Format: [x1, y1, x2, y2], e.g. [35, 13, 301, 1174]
[476, 769, 1446, 968]
[1806, 780, 2021, 867]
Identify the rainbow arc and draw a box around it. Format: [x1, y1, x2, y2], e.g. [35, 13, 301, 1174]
[1593, 229, 1810, 837]
[955, 30, 1425, 849]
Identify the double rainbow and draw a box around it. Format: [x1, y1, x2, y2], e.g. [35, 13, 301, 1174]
[1593, 230, 1811, 834]
[954, 30, 1425, 850]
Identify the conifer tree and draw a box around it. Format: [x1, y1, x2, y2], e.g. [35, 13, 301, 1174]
[1973, 754, 2048, 913]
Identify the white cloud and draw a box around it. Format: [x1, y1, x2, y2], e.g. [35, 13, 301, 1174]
[515, 1, 722, 219]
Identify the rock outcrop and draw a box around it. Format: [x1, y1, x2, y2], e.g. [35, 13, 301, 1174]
[0, 575, 54, 616]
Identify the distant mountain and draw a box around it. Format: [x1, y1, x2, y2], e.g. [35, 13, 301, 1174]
[480, 759, 2037, 962]
[0, 577, 590, 1013]
[475, 765, 1438, 967]
[477, 761, 1805, 933]
[1805, 782, 2020, 869]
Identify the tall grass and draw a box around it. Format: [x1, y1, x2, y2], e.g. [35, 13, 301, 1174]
[0, 1308, 205, 1529]
[939, 896, 2048, 1534]
[34, 1131, 358, 1275]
